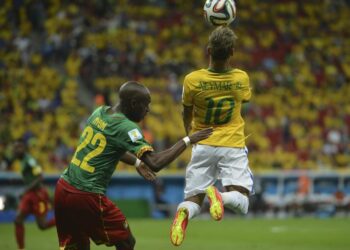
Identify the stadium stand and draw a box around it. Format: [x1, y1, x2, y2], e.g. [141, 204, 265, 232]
[0, 0, 349, 175]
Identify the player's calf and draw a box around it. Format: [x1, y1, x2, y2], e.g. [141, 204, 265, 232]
[221, 190, 249, 214]
[15, 222, 25, 250]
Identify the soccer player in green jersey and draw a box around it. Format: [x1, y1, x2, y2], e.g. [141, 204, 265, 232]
[54, 81, 212, 250]
[13, 139, 56, 250]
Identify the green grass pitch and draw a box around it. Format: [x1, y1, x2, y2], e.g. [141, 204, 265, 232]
[1, 218, 349, 250]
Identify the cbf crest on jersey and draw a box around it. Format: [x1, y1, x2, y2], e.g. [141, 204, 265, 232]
[128, 129, 143, 142]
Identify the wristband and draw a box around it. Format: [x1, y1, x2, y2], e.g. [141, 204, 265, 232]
[182, 136, 191, 147]
[134, 158, 141, 167]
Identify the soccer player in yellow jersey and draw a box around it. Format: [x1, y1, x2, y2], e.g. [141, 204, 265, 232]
[170, 26, 254, 246]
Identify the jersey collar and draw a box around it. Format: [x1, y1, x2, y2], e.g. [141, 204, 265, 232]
[206, 68, 233, 73]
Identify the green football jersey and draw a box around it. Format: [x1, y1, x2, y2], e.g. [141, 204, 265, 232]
[20, 154, 42, 186]
[62, 106, 153, 194]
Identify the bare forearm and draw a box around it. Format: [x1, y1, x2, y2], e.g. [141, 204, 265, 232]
[183, 117, 192, 135]
[120, 151, 138, 165]
[182, 105, 193, 135]
[121, 152, 156, 181]
[141, 140, 187, 172]
[141, 127, 213, 173]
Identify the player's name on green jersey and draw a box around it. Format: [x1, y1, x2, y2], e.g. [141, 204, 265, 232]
[92, 117, 107, 131]
[197, 81, 243, 91]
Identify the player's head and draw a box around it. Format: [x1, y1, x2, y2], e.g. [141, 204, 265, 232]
[13, 139, 27, 159]
[118, 81, 151, 122]
[208, 26, 237, 61]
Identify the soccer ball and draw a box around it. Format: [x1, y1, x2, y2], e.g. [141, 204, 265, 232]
[203, 0, 236, 26]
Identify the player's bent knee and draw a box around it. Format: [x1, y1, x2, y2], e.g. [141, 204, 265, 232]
[115, 236, 136, 250]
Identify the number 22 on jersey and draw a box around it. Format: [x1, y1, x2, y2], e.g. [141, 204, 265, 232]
[71, 126, 106, 173]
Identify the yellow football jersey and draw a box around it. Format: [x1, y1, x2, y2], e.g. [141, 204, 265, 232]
[182, 68, 251, 147]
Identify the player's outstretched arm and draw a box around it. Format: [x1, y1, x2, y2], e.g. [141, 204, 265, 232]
[141, 127, 213, 172]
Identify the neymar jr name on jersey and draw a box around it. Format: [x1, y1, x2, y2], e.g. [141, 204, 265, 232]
[197, 81, 243, 91]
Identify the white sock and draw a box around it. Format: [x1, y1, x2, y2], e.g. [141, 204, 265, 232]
[177, 201, 201, 219]
[221, 191, 249, 214]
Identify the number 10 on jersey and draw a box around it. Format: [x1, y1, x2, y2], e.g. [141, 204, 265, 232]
[204, 97, 235, 125]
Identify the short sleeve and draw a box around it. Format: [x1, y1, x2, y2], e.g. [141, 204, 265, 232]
[182, 76, 193, 106]
[119, 124, 154, 158]
[241, 73, 252, 101]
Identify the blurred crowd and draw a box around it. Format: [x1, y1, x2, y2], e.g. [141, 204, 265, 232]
[0, 0, 349, 173]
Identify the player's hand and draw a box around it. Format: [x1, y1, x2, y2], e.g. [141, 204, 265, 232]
[188, 127, 213, 144]
[136, 162, 157, 181]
